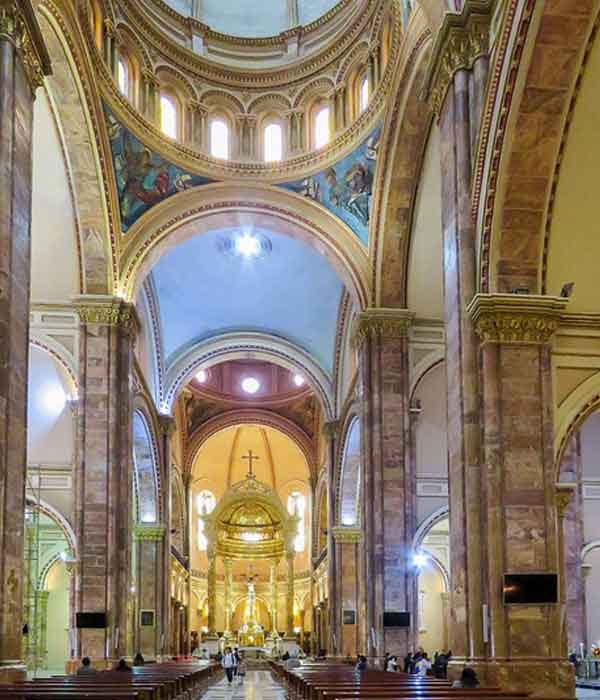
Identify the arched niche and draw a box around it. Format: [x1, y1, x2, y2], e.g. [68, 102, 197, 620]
[132, 410, 160, 524]
[338, 416, 361, 526]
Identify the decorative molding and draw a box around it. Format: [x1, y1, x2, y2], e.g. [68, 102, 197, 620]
[73, 295, 140, 334]
[331, 526, 362, 543]
[422, 0, 493, 117]
[467, 294, 568, 345]
[0, 0, 52, 92]
[134, 523, 166, 541]
[352, 307, 414, 348]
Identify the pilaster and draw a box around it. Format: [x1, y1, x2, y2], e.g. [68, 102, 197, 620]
[0, 0, 50, 682]
[72, 295, 138, 664]
[322, 420, 339, 655]
[353, 308, 414, 663]
[332, 527, 362, 656]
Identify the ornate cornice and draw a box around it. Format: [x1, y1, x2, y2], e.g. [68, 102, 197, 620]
[73, 295, 140, 335]
[0, 0, 52, 92]
[134, 523, 166, 541]
[332, 526, 362, 543]
[351, 308, 414, 348]
[467, 294, 568, 345]
[422, 0, 493, 117]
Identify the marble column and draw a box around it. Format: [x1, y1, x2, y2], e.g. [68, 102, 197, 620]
[558, 433, 587, 651]
[354, 309, 414, 663]
[285, 551, 295, 637]
[157, 415, 175, 659]
[72, 296, 139, 666]
[332, 84, 346, 133]
[468, 293, 574, 697]
[206, 550, 217, 635]
[422, 0, 491, 677]
[270, 560, 279, 635]
[103, 18, 117, 78]
[133, 524, 166, 659]
[285, 109, 304, 155]
[223, 559, 232, 635]
[187, 101, 207, 151]
[141, 69, 160, 126]
[236, 114, 257, 160]
[323, 421, 339, 655]
[0, 2, 50, 683]
[367, 43, 381, 95]
[332, 527, 362, 657]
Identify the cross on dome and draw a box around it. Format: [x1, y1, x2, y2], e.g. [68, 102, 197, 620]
[242, 449, 259, 479]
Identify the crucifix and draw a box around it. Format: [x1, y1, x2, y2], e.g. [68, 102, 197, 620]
[242, 449, 259, 478]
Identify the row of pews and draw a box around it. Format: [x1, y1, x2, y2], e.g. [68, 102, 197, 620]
[270, 661, 530, 700]
[0, 661, 221, 700]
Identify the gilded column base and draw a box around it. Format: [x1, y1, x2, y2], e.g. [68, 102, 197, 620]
[0, 664, 26, 683]
[448, 658, 575, 699]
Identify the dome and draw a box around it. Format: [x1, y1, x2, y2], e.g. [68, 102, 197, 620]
[163, 0, 341, 37]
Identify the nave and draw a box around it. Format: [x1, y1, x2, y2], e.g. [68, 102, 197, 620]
[201, 670, 285, 700]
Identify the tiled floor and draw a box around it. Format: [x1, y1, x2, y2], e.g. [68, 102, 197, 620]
[202, 670, 284, 700]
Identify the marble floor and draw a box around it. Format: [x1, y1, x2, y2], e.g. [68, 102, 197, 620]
[202, 670, 284, 700]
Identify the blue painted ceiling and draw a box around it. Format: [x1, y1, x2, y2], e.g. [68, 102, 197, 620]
[150, 227, 344, 374]
[164, 0, 340, 37]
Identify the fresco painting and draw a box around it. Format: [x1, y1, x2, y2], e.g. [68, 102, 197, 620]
[280, 125, 380, 246]
[105, 104, 379, 243]
[106, 108, 214, 231]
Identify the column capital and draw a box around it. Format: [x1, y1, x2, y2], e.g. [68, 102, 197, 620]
[158, 414, 176, 436]
[555, 482, 576, 518]
[141, 67, 159, 88]
[322, 420, 340, 441]
[468, 294, 568, 345]
[422, 0, 492, 116]
[134, 523, 166, 541]
[73, 295, 141, 335]
[331, 526, 362, 544]
[352, 307, 414, 348]
[0, 0, 52, 92]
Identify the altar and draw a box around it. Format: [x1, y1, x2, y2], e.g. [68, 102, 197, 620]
[237, 577, 266, 647]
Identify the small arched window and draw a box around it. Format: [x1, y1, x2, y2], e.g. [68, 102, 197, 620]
[314, 106, 330, 149]
[160, 94, 178, 139]
[197, 490, 216, 551]
[264, 123, 283, 162]
[117, 57, 129, 97]
[210, 119, 230, 160]
[359, 75, 369, 113]
[288, 491, 306, 553]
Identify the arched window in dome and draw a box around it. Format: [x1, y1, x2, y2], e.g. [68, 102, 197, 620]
[288, 491, 306, 552]
[210, 118, 230, 160]
[314, 106, 330, 149]
[264, 123, 283, 162]
[197, 490, 216, 551]
[160, 94, 178, 139]
[117, 57, 129, 97]
[359, 74, 369, 113]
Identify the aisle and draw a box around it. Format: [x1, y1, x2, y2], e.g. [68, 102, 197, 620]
[202, 669, 285, 700]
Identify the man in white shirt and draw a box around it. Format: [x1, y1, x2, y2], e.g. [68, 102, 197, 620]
[222, 647, 237, 685]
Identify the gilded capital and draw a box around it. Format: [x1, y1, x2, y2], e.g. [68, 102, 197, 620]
[555, 483, 576, 519]
[134, 523, 166, 541]
[74, 295, 141, 335]
[158, 414, 176, 436]
[0, 1, 51, 93]
[351, 308, 414, 348]
[322, 420, 340, 441]
[468, 294, 568, 345]
[332, 526, 363, 544]
[422, 0, 492, 116]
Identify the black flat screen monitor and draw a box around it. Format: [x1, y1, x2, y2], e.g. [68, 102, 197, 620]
[76, 612, 107, 629]
[383, 612, 410, 628]
[503, 574, 558, 605]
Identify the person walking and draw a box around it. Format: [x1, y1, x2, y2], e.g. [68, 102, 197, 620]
[386, 655, 397, 672]
[222, 646, 237, 685]
[415, 652, 432, 677]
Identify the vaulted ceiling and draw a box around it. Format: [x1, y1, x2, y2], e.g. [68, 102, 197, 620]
[148, 226, 345, 375]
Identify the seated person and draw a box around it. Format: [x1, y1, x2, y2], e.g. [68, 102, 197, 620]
[115, 658, 132, 672]
[76, 657, 96, 674]
[133, 653, 145, 667]
[452, 667, 480, 688]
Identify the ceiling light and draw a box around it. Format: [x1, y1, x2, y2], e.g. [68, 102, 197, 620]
[195, 369, 208, 383]
[293, 374, 305, 387]
[413, 552, 428, 569]
[235, 233, 260, 258]
[242, 377, 260, 395]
